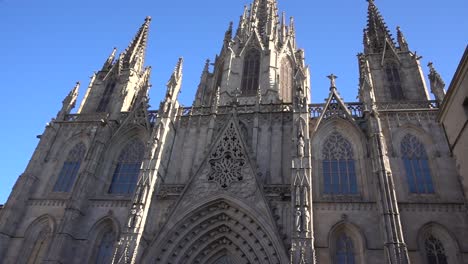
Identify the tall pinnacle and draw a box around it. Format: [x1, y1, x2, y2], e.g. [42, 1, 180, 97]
[122, 16, 151, 71]
[365, 0, 394, 52]
[165, 57, 184, 100]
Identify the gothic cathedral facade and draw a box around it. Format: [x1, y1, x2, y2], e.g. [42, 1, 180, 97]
[0, 0, 466, 263]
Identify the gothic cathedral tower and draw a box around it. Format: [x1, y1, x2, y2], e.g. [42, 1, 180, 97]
[0, 0, 466, 264]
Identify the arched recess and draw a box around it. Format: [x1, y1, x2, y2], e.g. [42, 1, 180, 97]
[328, 220, 367, 264]
[141, 198, 288, 264]
[311, 118, 369, 199]
[17, 215, 55, 264]
[279, 56, 294, 103]
[417, 222, 461, 264]
[86, 216, 120, 264]
[96, 125, 148, 196]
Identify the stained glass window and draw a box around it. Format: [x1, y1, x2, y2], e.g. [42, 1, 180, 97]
[94, 230, 115, 264]
[108, 139, 145, 195]
[322, 132, 358, 195]
[53, 143, 86, 192]
[280, 58, 293, 103]
[385, 64, 404, 100]
[401, 134, 434, 194]
[425, 235, 448, 264]
[335, 233, 355, 264]
[241, 49, 261, 96]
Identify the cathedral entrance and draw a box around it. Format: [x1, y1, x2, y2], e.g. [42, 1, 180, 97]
[142, 199, 288, 264]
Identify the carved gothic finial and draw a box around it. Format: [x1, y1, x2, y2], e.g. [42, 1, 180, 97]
[327, 74, 338, 90]
[427, 61, 446, 103]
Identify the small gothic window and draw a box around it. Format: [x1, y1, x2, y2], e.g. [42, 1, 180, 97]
[97, 82, 116, 112]
[401, 134, 434, 194]
[322, 132, 358, 195]
[385, 64, 404, 100]
[108, 139, 145, 195]
[280, 58, 293, 103]
[335, 233, 356, 264]
[53, 143, 86, 192]
[425, 235, 448, 264]
[241, 49, 261, 96]
[94, 230, 116, 264]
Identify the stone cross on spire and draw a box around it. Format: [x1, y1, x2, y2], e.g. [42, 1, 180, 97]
[327, 74, 338, 90]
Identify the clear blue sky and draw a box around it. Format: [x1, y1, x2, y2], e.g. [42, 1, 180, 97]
[0, 0, 466, 204]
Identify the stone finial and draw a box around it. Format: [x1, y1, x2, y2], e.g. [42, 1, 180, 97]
[396, 26, 409, 51]
[327, 74, 338, 90]
[427, 62, 446, 103]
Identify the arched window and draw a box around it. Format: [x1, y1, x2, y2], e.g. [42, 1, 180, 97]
[108, 139, 145, 194]
[401, 134, 434, 194]
[97, 82, 116, 112]
[53, 143, 86, 192]
[94, 229, 116, 264]
[27, 227, 52, 264]
[241, 49, 261, 96]
[385, 63, 404, 100]
[335, 233, 356, 264]
[322, 132, 358, 195]
[425, 235, 448, 264]
[280, 58, 293, 103]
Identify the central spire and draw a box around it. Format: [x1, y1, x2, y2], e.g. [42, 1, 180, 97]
[121, 16, 151, 71]
[365, 0, 395, 53]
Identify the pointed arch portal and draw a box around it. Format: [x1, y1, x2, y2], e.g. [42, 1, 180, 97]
[143, 199, 286, 264]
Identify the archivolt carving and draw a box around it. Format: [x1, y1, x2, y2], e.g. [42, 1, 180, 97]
[147, 200, 283, 264]
[208, 122, 246, 188]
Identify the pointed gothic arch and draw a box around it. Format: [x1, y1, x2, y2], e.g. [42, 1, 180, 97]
[328, 221, 366, 264]
[87, 217, 120, 264]
[417, 222, 461, 264]
[141, 198, 288, 264]
[108, 138, 145, 194]
[311, 119, 368, 199]
[17, 215, 55, 264]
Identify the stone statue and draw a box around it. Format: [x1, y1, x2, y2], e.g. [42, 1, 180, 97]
[295, 208, 302, 232]
[304, 208, 311, 233]
[297, 135, 305, 157]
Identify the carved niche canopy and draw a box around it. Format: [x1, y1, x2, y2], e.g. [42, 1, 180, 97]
[208, 122, 246, 188]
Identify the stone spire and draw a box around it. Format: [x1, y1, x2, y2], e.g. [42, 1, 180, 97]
[428, 62, 446, 103]
[120, 16, 151, 72]
[396, 26, 409, 52]
[365, 0, 395, 53]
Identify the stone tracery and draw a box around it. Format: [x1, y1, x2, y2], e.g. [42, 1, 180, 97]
[208, 123, 246, 188]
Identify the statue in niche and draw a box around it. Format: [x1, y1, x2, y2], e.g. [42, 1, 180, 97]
[297, 134, 305, 157]
[295, 208, 302, 232]
[303, 208, 310, 233]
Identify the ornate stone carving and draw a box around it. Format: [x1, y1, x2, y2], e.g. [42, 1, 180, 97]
[208, 122, 246, 188]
